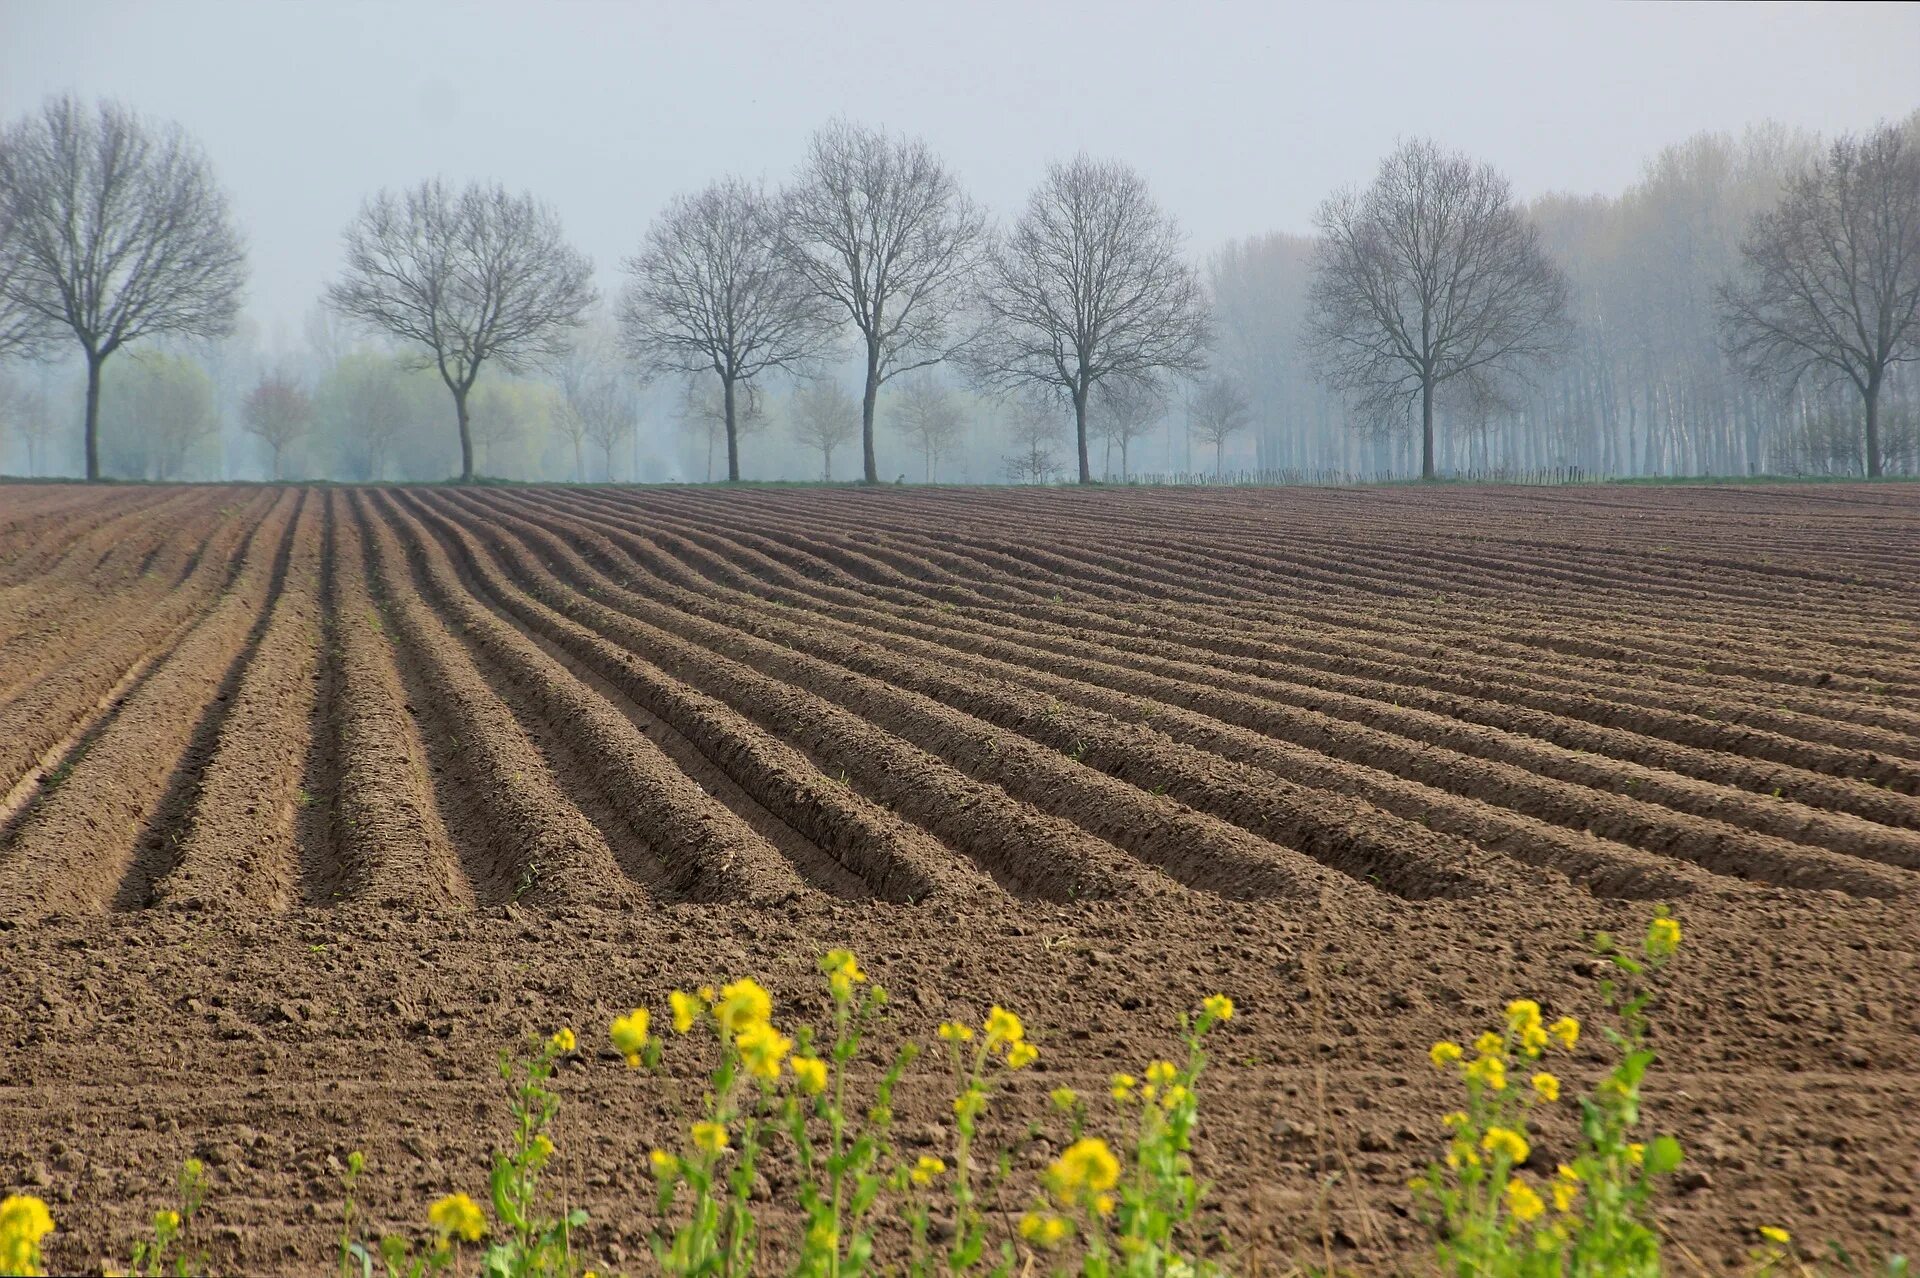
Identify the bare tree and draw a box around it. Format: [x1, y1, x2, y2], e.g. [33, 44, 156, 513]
[890, 375, 965, 481]
[326, 179, 594, 481]
[1002, 400, 1063, 484]
[0, 369, 50, 474]
[100, 352, 218, 480]
[1306, 138, 1569, 480]
[240, 368, 312, 480]
[578, 377, 636, 482]
[1091, 379, 1164, 480]
[677, 378, 767, 482]
[782, 120, 989, 483]
[1187, 376, 1251, 478]
[971, 155, 1209, 484]
[332, 355, 408, 481]
[1719, 123, 1920, 478]
[549, 320, 628, 481]
[788, 379, 859, 480]
[620, 177, 824, 482]
[468, 382, 535, 476]
[0, 95, 246, 479]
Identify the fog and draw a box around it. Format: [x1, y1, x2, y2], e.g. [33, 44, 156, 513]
[2, 0, 1918, 482]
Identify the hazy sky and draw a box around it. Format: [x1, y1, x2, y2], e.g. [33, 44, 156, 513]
[4, 0, 1917, 342]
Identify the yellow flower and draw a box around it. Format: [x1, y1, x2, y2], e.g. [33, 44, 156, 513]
[1160, 1084, 1191, 1110]
[610, 1009, 651, 1067]
[1429, 1040, 1464, 1069]
[1530, 1072, 1561, 1103]
[1465, 1054, 1507, 1092]
[985, 1006, 1024, 1046]
[1481, 1127, 1530, 1164]
[1548, 1016, 1580, 1050]
[1110, 1073, 1137, 1101]
[823, 949, 866, 1001]
[548, 1027, 577, 1055]
[1018, 1211, 1073, 1248]
[807, 1221, 839, 1253]
[1093, 1193, 1116, 1216]
[1049, 1086, 1078, 1110]
[1520, 1023, 1549, 1057]
[1, 1193, 55, 1275]
[1626, 1142, 1646, 1167]
[153, 1209, 181, 1235]
[1474, 1031, 1505, 1058]
[1144, 1060, 1179, 1088]
[822, 949, 865, 983]
[1552, 1177, 1580, 1213]
[715, 979, 772, 1034]
[937, 1021, 974, 1043]
[736, 1021, 793, 1082]
[1442, 1111, 1469, 1130]
[910, 1155, 946, 1187]
[791, 1055, 828, 1094]
[1005, 1041, 1038, 1069]
[1506, 1178, 1546, 1223]
[648, 1149, 678, 1177]
[428, 1193, 487, 1243]
[692, 1122, 730, 1154]
[1647, 915, 1681, 957]
[1760, 1226, 1792, 1245]
[1048, 1138, 1122, 1198]
[1557, 1163, 1580, 1181]
[669, 990, 702, 1034]
[1201, 994, 1234, 1021]
[529, 1133, 554, 1168]
[1506, 999, 1543, 1032]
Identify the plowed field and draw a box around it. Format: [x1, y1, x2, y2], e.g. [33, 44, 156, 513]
[1, 482, 1916, 1271]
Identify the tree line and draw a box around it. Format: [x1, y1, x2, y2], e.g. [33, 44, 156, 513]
[2, 95, 1916, 484]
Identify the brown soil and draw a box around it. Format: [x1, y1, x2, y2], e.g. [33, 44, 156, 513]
[0, 481, 1915, 1275]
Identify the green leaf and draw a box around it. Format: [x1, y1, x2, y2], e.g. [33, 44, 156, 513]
[1645, 1135, 1684, 1176]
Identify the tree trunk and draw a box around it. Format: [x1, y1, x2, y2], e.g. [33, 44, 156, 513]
[1420, 377, 1436, 481]
[453, 384, 475, 482]
[1863, 374, 1884, 479]
[573, 439, 584, 483]
[1073, 383, 1092, 484]
[1119, 436, 1129, 482]
[860, 340, 881, 484]
[723, 376, 741, 482]
[83, 351, 105, 481]
[822, 446, 832, 482]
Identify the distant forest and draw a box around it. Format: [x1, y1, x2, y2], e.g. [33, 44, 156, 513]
[3, 99, 1917, 485]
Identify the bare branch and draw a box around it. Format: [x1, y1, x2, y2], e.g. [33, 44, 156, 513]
[620, 176, 826, 482]
[1718, 122, 1920, 477]
[781, 120, 989, 482]
[786, 379, 859, 481]
[1304, 138, 1569, 479]
[0, 95, 246, 476]
[326, 178, 595, 480]
[969, 154, 1210, 484]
